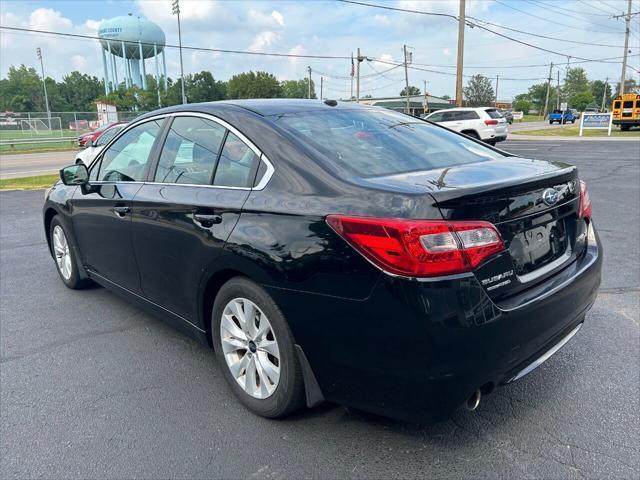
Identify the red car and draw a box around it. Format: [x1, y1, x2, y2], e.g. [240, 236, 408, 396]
[77, 122, 126, 147]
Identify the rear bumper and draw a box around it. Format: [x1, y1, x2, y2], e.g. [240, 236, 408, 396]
[268, 224, 602, 422]
[613, 119, 640, 126]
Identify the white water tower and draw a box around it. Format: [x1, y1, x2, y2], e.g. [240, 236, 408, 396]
[98, 14, 167, 94]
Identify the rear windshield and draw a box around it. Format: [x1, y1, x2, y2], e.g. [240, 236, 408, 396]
[274, 109, 504, 178]
[485, 109, 502, 119]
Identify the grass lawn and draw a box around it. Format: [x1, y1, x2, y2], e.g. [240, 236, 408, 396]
[0, 142, 79, 154]
[0, 129, 86, 140]
[512, 126, 640, 137]
[513, 114, 544, 123]
[0, 174, 59, 191]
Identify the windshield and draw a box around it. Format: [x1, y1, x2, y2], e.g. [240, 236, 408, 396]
[274, 109, 505, 178]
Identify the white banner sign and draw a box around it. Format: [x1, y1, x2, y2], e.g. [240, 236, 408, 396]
[512, 111, 524, 120]
[579, 112, 613, 136]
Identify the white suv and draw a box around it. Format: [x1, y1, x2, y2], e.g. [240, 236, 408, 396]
[425, 107, 508, 145]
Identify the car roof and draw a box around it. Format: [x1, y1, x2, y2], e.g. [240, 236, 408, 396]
[144, 99, 372, 118]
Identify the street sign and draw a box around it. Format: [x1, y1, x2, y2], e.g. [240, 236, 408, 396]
[560, 102, 567, 111]
[579, 112, 613, 136]
[512, 111, 524, 120]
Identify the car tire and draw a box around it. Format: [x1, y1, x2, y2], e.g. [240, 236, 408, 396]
[549, 120, 553, 124]
[49, 216, 92, 289]
[212, 277, 305, 418]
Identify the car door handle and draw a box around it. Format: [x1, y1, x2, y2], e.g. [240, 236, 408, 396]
[112, 206, 131, 217]
[193, 213, 222, 227]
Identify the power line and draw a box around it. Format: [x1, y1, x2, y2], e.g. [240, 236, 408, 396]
[0, 26, 352, 60]
[493, 0, 625, 34]
[529, 0, 616, 16]
[339, 0, 630, 58]
[586, 0, 624, 15]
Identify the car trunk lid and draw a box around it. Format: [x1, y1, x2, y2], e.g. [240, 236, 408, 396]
[363, 157, 587, 299]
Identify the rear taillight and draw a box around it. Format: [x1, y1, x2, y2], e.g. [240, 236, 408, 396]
[325, 215, 504, 277]
[484, 119, 498, 125]
[579, 180, 592, 220]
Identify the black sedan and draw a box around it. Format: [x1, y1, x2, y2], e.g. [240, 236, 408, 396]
[44, 100, 601, 422]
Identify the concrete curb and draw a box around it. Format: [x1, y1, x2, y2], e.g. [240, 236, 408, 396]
[509, 134, 640, 142]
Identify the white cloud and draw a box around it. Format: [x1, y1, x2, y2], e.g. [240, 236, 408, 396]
[443, 48, 451, 56]
[29, 8, 72, 31]
[71, 54, 87, 71]
[249, 31, 281, 52]
[271, 10, 285, 27]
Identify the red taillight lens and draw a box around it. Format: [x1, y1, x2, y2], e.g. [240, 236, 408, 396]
[325, 215, 504, 277]
[484, 119, 498, 125]
[579, 180, 592, 220]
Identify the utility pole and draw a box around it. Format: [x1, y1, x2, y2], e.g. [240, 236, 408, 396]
[36, 47, 51, 128]
[403, 45, 411, 115]
[542, 62, 553, 119]
[556, 70, 560, 110]
[618, 0, 632, 95]
[423, 79, 429, 115]
[601, 77, 609, 112]
[307, 66, 312, 99]
[494, 75, 499, 108]
[320, 76, 323, 100]
[455, 0, 466, 107]
[356, 47, 362, 103]
[172, 0, 187, 104]
[350, 52, 354, 100]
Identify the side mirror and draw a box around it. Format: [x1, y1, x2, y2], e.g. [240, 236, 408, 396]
[60, 164, 89, 186]
[85, 139, 93, 148]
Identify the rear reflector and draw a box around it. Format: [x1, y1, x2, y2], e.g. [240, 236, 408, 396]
[325, 215, 504, 277]
[579, 180, 592, 220]
[484, 119, 499, 125]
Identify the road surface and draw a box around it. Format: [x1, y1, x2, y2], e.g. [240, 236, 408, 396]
[0, 150, 78, 179]
[1, 139, 639, 479]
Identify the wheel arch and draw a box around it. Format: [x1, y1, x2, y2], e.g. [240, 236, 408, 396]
[43, 207, 59, 256]
[460, 129, 480, 139]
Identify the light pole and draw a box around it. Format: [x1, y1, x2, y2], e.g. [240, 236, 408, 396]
[172, 0, 187, 104]
[36, 47, 51, 128]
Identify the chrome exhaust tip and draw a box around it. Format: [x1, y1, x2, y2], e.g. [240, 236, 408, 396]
[465, 389, 481, 411]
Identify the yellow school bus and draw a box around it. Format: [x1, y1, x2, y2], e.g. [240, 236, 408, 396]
[612, 93, 640, 130]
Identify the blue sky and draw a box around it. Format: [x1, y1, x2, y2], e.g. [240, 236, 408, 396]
[1, 0, 638, 100]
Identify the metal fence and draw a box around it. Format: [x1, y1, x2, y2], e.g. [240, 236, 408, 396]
[0, 111, 148, 141]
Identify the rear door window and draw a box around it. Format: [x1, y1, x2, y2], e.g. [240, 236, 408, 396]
[460, 111, 480, 120]
[213, 132, 261, 188]
[154, 116, 226, 185]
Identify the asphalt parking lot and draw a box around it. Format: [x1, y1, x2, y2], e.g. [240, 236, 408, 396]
[1, 138, 639, 479]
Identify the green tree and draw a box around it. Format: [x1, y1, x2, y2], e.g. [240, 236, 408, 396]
[399, 85, 421, 96]
[562, 68, 590, 100]
[185, 71, 227, 103]
[0, 65, 46, 111]
[463, 74, 495, 107]
[440, 94, 451, 100]
[59, 71, 103, 111]
[569, 91, 594, 111]
[281, 79, 316, 99]
[513, 99, 531, 114]
[516, 83, 557, 114]
[227, 71, 282, 99]
[589, 80, 612, 109]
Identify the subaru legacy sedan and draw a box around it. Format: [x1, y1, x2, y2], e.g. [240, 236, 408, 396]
[44, 100, 601, 422]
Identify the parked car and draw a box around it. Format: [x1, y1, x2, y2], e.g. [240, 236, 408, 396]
[570, 108, 581, 119]
[498, 108, 514, 124]
[75, 123, 127, 165]
[548, 109, 577, 124]
[425, 107, 508, 145]
[77, 121, 127, 147]
[45, 100, 601, 422]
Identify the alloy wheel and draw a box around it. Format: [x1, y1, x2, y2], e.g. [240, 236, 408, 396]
[220, 297, 281, 399]
[52, 225, 72, 280]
